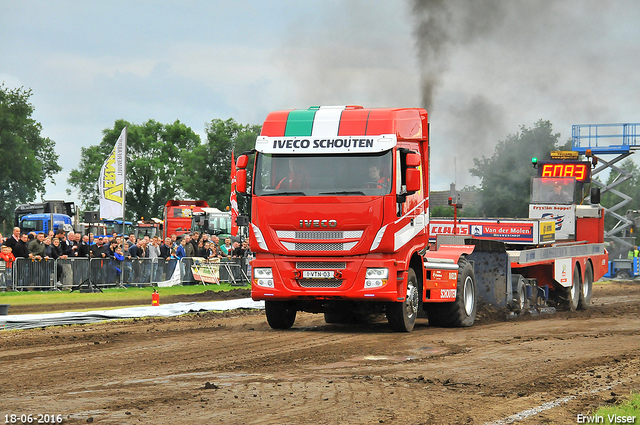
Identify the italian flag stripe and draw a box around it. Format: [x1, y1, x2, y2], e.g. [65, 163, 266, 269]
[284, 108, 318, 136]
[311, 106, 346, 136]
[262, 106, 423, 138]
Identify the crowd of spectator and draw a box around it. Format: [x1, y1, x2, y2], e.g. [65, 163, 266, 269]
[1, 227, 252, 287]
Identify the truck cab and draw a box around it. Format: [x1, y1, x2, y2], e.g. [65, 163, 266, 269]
[191, 207, 233, 242]
[15, 200, 76, 235]
[236, 106, 445, 331]
[19, 213, 73, 234]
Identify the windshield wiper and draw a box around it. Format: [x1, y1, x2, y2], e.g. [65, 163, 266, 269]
[261, 191, 306, 196]
[319, 191, 366, 196]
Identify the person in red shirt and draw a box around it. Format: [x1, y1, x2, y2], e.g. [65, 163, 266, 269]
[367, 164, 389, 189]
[276, 158, 310, 190]
[0, 245, 15, 267]
[0, 245, 14, 288]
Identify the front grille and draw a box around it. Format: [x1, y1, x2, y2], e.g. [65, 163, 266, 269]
[282, 241, 358, 251]
[296, 262, 346, 269]
[298, 279, 343, 288]
[295, 242, 344, 251]
[276, 230, 363, 240]
[296, 231, 343, 240]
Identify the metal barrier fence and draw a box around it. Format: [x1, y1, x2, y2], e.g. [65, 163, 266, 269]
[12, 258, 57, 290]
[0, 256, 252, 291]
[186, 257, 251, 286]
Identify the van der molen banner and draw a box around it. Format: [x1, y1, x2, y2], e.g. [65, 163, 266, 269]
[99, 127, 127, 219]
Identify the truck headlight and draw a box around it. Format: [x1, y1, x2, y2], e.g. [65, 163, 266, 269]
[365, 268, 388, 288]
[254, 267, 274, 288]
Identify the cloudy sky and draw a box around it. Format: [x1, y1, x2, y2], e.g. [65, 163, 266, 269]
[2, 0, 639, 208]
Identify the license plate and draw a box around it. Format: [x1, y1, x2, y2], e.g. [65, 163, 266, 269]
[302, 270, 335, 279]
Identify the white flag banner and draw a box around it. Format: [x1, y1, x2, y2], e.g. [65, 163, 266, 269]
[99, 127, 127, 219]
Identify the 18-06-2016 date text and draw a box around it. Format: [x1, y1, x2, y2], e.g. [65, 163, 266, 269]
[4, 414, 63, 424]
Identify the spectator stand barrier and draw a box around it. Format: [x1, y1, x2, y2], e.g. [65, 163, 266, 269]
[12, 257, 56, 291]
[179, 257, 199, 285]
[91, 257, 161, 288]
[0, 259, 11, 291]
[219, 257, 250, 286]
[56, 258, 90, 291]
[89, 257, 125, 289]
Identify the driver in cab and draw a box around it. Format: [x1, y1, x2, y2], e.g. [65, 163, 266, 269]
[276, 158, 310, 190]
[367, 164, 389, 189]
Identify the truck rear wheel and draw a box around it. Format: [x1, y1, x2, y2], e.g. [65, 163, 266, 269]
[578, 262, 593, 310]
[510, 274, 528, 313]
[427, 258, 477, 327]
[560, 264, 581, 311]
[387, 269, 419, 332]
[265, 301, 297, 329]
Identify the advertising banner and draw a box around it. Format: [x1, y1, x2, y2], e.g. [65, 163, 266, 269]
[99, 127, 126, 219]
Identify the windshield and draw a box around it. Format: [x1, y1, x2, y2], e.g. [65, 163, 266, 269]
[207, 214, 231, 235]
[530, 177, 576, 204]
[21, 219, 43, 232]
[191, 213, 231, 236]
[254, 151, 393, 196]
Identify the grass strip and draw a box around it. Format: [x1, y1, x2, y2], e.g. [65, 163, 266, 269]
[0, 283, 248, 307]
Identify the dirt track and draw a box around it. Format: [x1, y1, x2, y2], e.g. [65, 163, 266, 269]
[1, 282, 639, 424]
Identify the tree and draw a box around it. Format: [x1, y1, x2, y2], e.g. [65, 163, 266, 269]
[470, 120, 570, 218]
[179, 118, 260, 211]
[0, 83, 61, 230]
[68, 119, 200, 220]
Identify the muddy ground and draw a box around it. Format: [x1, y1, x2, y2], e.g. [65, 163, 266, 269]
[1, 281, 639, 424]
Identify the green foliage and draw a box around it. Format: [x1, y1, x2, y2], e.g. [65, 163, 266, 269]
[430, 205, 480, 218]
[0, 83, 61, 228]
[68, 119, 200, 220]
[179, 118, 260, 211]
[470, 120, 569, 218]
[593, 391, 639, 423]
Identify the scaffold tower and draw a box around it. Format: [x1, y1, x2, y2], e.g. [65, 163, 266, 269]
[572, 123, 639, 250]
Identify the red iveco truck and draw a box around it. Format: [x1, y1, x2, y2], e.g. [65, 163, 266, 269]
[234, 106, 608, 332]
[162, 200, 209, 239]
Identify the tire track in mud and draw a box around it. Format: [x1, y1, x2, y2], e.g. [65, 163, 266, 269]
[2, 282, 640, 424]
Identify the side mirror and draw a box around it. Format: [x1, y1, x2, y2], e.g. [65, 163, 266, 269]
[406, 153, 421, 167]
[237, 154, 249, 169]
[405, 168, 421, 193]
[237, 169, 247, 194]
[590, 187, 601, 204]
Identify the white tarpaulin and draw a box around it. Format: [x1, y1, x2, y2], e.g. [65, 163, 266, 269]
[0, 298, 264, 331]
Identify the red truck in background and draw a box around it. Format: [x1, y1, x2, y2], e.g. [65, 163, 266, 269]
[234, 106, 608, 332]
[162, 200, 209, 239]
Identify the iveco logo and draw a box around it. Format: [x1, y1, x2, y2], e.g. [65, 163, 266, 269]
[299, 219, 338, 228]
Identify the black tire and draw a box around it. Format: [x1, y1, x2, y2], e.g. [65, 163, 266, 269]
[511, 274, 528, 313]
[427, 258, 477, 327]
[616, 269, 632, 280]
[265, 301, 297, 329]
[387, 269, 420, 332]
[578, 262, 593, 310]
[560, 263, 580, 311]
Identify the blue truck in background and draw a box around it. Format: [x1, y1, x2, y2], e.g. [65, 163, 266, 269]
[14, 200, 76, 235]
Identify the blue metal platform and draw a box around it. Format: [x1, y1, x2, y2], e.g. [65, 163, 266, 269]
[572, 123, 639, 154]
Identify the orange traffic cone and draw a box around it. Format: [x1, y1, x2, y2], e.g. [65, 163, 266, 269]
[152, 289, 160, 306]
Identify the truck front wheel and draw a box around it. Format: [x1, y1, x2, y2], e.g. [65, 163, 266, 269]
[265, 301, 297, 329]
[427, 258, 477, 327]
[387, 269, 419, 332]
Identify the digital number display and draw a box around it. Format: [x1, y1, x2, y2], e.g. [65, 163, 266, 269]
[538, 161, 591, 182]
